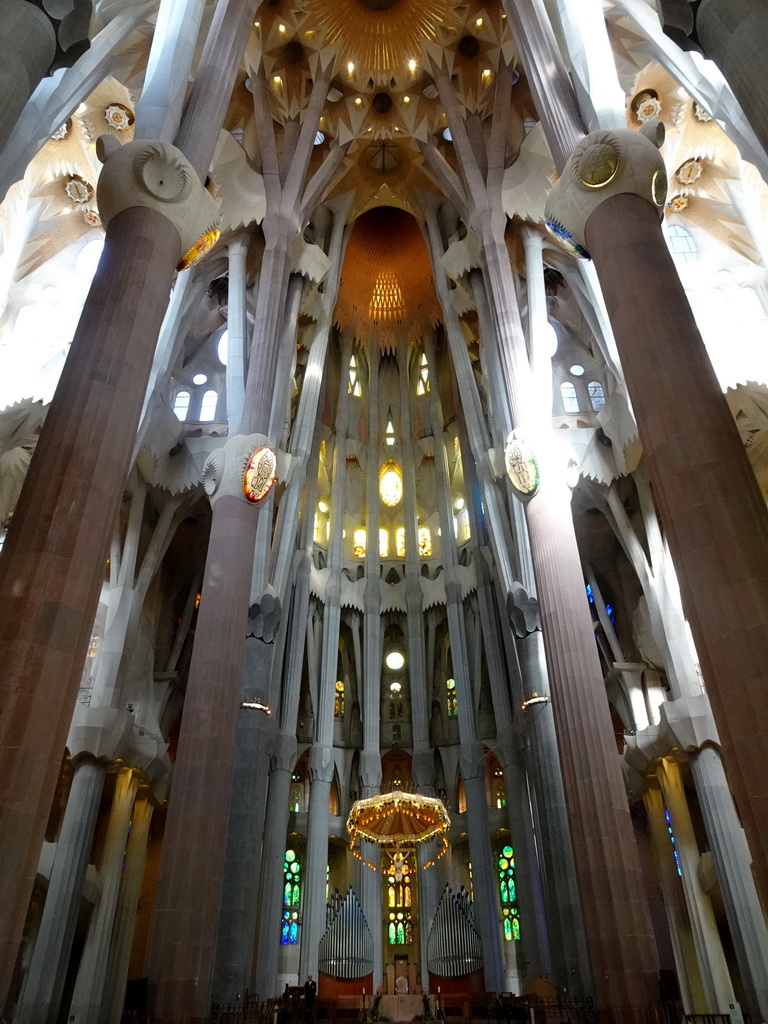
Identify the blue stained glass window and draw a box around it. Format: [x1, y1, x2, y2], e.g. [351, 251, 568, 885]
[665, 810, 682, 876]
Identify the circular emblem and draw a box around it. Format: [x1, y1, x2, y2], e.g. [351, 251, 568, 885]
[504, 437, 539, 497]
[65, 175, 94, 205]
[651, 168, 668, 207]
[576, 142, 620, 189]
[243, 447, 277, 504]
[104, 103, 134, 132]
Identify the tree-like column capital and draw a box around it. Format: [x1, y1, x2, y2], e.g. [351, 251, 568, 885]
[545, 121, 668, 259]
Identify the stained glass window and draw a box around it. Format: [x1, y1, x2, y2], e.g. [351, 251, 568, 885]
[282, 911, 299, 944]
[560, 381, 579, 413]
[389, 681, 403, 719]
[495, 770, 506, 809]
[385, 418, 396, 446]
[446, 678, 457, 717]
[290, 787, 301, 812]
[498, 845, 520, 941]
[283, 849, 301, 907]
[418, 526, 432, 557]
[416, 352, 430, 396]
[396, 528, 406, 558]
[588, 381, 606, 411]
[335, 680, 345, 718]
[353, 528, 366, 558]
[380, 461, 403, 506]
[380, 529, 390, 558]
[665, 810, 682, 876]
[387, 912, 412, 944]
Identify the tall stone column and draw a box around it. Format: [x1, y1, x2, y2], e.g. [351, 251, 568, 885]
[0, 138, 215, 1006]
[424, 335, 506, 993]
[226, 235, 249, 435]
[68, 768, 139, 1024]
[299, 338, 354, 984]
[689, 745, 768, 1022]
[146, 432, 270, 1022]
[16, 758, 106, 1024]
[655, 759, 735, 1012]
[1, 1, 58, 155]
[102, 795, 154, 1024]
[642, 781, 703, 1014]
[547, 122, 768, 909]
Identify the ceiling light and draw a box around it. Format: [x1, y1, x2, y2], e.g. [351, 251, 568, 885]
[278, 23, 286, 32]
[476, 17, 483, 26]
[454, 498, 464, 511]
[355, 97, 362, 105]
[408, 59, 417, 72]
[403, 95, 410, 104]
[273, 75, 282, 84]
[347, 61, 355, 74]
[386, 652, 405, 670]
[482, 68, 492, 78]
[318, 500, 329, 513]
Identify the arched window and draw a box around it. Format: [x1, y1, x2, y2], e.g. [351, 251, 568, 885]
[395, 527, 406, 558]
[290, 787, 301, 812]
[666, 223, 697, 262]
[588, 381, 606, 411]
[498, 844, 521, 941]
[282, 911, 299, 944]
[199, 389, 218, 421]
[353, 528, 366, 558]
[379, 528, 390, 558]
[380, 461, 403, 506]
[560, 381, 580, 413]
[385, 418, 396, 446]
[217, 329, 229, 366]
[418, 526, 432, 557]
[446, 678, 457, 717]
[173, 391, 190, 420]
[283, 849, 301, 908]
[334, 680, 345, 718]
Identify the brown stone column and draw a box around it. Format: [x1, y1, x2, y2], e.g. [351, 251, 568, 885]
[585, 190, 768, 908]
[146, 480, 260, 1023]
[0, 206, 181, 1007]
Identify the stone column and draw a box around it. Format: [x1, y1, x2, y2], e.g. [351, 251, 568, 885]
[656, 759, 735, 1012]
[500, 0, 585, 171]
[16, 758, 106, 1024]
[146, 433, 269, 1022]
[0, 140, 213, 1005]
[300, 749, 334, 982]
[102, 795, 154, 1024]
[643, 781, 703, 1015]
[424, 335, 506, 993]
[226, 235, 249, 435]
[0, 1, 56, 155]
[547, 123, 768, 909]
[68, 768, 139, 1024]
[689, 745, 768, 1022]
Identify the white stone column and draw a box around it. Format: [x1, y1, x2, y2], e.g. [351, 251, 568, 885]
[68, 768, 139, 1024]
[133, 0, 208, 143]
[102, 795, 154, 1024]
[656, 758, 736, 1013]
[17, 758, 106, 1024]
[689, 745, 768, 1022]
[226, 235, 249, 435]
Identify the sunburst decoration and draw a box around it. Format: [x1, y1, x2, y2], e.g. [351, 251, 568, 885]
[301, 0, 460, 79]
[80, 77, 136, 143]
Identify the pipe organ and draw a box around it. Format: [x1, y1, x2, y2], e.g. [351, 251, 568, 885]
[427, 886, 483, 978]
[318, 888, 374, 979]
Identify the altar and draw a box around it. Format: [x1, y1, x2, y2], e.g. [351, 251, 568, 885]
[378, 995, 431, 1022]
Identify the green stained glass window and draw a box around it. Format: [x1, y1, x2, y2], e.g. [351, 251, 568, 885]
[499, 846, 520, 941]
